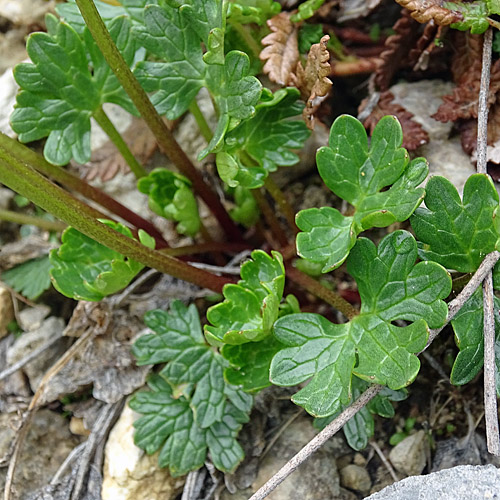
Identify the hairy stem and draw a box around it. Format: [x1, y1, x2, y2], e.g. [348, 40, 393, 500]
[0, 146, 232, 293]
[264, 177, 298, 233]
[93, 106, 147, 179]
[0, 132, 169, 247]
[0, 208, 67, 231]
[252, 188, 289, 247]
[188, 99, 213, 143]
[286, 265, 358, 320]
[75, 0, 243, 242]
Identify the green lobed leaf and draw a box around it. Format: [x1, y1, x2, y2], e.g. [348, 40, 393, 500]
[205, 250, 285, 346]
[450, 287, 500, 395]
[488, 0, 500, 15]
[222, 335, 285, 392]
[133, 4, 205, 119]
[290, 0, 326, 21]
[270, 231, 451, 417]
[137, 168, 201, 236]
[314, 377, 407, 450]
[2, 256, 53, 300]
[11, 15, 138, 165]
[297, 115, 427, 272]
[445, 1, 489, 34]
[49, 220, 154, 301]
[411, 174, 500, 273]
[228, 186, 260, 227]
[130, 302, 252, 475]
[227, 0, 281, 25]
[215, 87, 311, 188]
[298, 23, 324, 53]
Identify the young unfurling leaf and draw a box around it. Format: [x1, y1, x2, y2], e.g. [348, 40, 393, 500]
[297, 115, 427, 272]
[205, 250, 285, 345]
[50, 221, 154, 301]
[270, 231, 451, 417]
[137, 168, 201, 236]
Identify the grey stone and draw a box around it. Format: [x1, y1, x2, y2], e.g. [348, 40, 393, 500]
[390, 80, 455, 142]
[365, 464, 500, 500]
[102, 403, 184, 500]
[339, 464, 371, 494]
[389, 430, 428, 477]
[6, 316, 66, 391]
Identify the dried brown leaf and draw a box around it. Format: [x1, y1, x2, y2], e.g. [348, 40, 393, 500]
[260, 12, 299, 85]
[394, 0, 463, 25]
[375, 10, 421, 90]
[433, 60, 500, 122]
[408, 20, 441, 70]
[290, 35, 333, 128]
[451, 32, 483, 83]
[359, 91, 429, 150]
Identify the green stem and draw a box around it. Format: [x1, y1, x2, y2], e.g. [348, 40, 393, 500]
[0, 208, 67, 231]
[286, 265, 358, 320]
[75, 0, 243, 242]
[0, 146, 232, 293]
[189, 100, 213, 143]
[229, 20, 262, 63]
[264, 176, 298, 234]
[93, 106, 147, 179]
[0, 132, 169, 248]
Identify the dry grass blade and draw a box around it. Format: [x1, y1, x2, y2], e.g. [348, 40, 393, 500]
[394, 0, 464, 25]
[260, 12, 299, 85]
[290, 35, 333, 129]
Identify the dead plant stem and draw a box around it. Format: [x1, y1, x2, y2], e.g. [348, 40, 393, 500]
[476, 28, 500, 456]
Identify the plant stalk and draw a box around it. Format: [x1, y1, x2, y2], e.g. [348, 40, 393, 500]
[0, 145, 232, 293]
[252, 188, 289, 248]
[0, 132, 169, 247]
[93, 106, 147, 179]
[188, 100, 213, 143]
[286, 265, 358, 320]
[75, 0, 243, 242]
[0, 208, 67, 231]
[264, 176, 298, 233]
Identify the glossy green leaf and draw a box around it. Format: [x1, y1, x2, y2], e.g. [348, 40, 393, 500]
[2, 256, 53, 300]
[222, 335, 284, 392]
[205, 250, 285, 345]
[49, 221, 154, 301]
[215, 87, 310, 188]
[411, 174, 500, 273]
[227, 0, 281, 25]
[450, 287, 500, 395]
[270, 231, 451, 417]
[445, 1, 489, 34]
[201, 50, 262, 156]
[137, 168, 200, 236]
[297, 115, 427, 272]
[11, 15, 138, 165]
